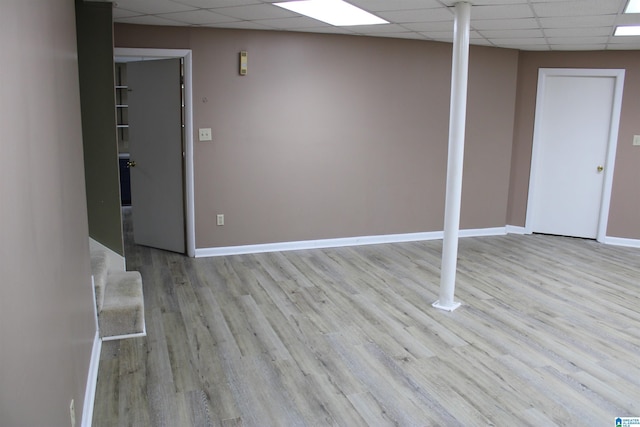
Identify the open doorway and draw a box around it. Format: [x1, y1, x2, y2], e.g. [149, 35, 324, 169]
[114, 48, 195, 257]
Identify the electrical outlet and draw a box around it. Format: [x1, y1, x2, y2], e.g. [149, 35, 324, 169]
[70, 399, 76, 427]
[199, 128, 212, 141]
[217, 214, 224, 226]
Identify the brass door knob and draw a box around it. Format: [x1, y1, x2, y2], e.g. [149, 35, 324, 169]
[127, 160, 136, 168]
[597, 165, 604, 172]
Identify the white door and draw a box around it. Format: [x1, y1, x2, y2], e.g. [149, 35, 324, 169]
[527, 69, 624, 240]
[127, 58, 185, 253]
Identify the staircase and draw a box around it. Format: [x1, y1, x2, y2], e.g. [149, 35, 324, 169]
[90, 249, 146, 341]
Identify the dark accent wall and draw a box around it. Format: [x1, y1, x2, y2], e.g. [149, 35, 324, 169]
[0, 0, 95, 425]
[77, 1, 124, 255]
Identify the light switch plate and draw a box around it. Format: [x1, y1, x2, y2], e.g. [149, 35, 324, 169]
[199, 128, 212, 141]
[633, 135, 640, 146]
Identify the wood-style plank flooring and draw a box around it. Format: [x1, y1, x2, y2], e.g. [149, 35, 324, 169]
[93, 215, 640, 426]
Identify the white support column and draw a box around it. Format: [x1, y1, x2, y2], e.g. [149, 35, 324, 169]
[433, 1, 471, 312]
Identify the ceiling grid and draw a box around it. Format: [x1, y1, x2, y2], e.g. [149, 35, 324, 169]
[102, 0, 640, 50]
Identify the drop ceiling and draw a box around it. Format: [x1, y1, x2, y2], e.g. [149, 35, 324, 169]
[104, 0, 640, 51]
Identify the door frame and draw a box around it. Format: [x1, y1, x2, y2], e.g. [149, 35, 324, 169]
[525, 68, 625, 242]
[115, 48, 195, 257]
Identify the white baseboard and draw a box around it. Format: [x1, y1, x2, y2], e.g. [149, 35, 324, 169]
[603, 236, 640, 248]
[195, 227, 507, 258]
[101, 328, 147, 342]
[89, 238, 125, 271]
[459, 227, 506, 238]
[506, 225, 527, 234]
[82, 331, 101, 427]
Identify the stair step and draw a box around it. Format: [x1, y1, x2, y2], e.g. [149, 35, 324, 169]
[99, 271, 146, 340]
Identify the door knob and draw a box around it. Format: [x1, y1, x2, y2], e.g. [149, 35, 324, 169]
[127, 160, 136, 168]
[597, 165, 604, 172]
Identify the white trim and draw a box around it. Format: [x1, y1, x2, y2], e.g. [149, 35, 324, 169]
[195, 227, 506, 257]
[432, 300, 462, 311]
[81, 331, 101, 427]
[506, 225, 527, 234]
[597, 69, 625, 243]
[602, 236, 640, 248]
[101, 329, 147, 342]
[525, 68, 625, 241]
[114, 48, 195, 258]
[459, 227, 505, 238]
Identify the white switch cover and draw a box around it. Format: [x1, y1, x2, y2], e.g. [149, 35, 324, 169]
[216, 214, 224, 226]
[633, 135, 640, 146]
[199, 128, 212, 141]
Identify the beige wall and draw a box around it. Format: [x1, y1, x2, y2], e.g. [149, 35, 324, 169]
[0, 0, 95, 425]
[115, 25, 518, 248]
[508, 50, 640, 239]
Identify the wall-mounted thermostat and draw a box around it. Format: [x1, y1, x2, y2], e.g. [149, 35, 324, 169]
[239, 51, 248, 76]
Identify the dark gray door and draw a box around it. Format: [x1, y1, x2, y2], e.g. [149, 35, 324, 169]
[127, 58, 185, 253]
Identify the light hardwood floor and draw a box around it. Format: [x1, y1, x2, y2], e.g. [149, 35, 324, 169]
[93, 217, 640, 426]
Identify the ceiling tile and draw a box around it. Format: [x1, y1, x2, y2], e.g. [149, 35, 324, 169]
[501, 43, 550, 50]
[544, 26, 612, 37]
[214, 4, 297, 20]
[539, 15, 617, 28]
[160, 9, 239, 24]
[348, 0, 442, 11]
[615, 13, 640, 25]
[377, 8, 454, 23]
[290, 26, 358, 35]
[171, 0, 260, 7]
[342, 24, 411, 33]
[471, 17, 539, 30]
[491, 37, 548, 45]
[533, 0, 622, 17]
[116, 14, 190, 26]
[113, 8, 144, 19]
[114, 0, 195, 14]
[551, 44, 607, 51]
[440, 0, 527, 5]
[401, 21, 454, 32]
[199, 20, 274, 30]
[471, 4, 534, 20]
[421, 30, 483, 39]
[368, 32, 427, 40]
[110, 0, 639, 51]
[249, 16, 330, 29]
[479, 28, 545, 38]
[547, 36, 609, 44]
[607, 40, 640, 49]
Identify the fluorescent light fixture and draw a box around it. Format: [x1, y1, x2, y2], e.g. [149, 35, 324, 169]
[614, 25, 640, 36]
[625, 0, 640, 13]
[274, 0, 388, 26]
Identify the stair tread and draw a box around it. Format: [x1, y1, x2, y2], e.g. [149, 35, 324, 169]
[103, 271, 143, 305]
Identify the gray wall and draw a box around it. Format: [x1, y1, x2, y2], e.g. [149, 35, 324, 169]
[77, 1, 124, 256]
[115, 25, 519, 248]
[0, 0, 96, 425]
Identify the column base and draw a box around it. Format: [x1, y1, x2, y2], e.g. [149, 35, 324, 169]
[432, 300, 462, 312]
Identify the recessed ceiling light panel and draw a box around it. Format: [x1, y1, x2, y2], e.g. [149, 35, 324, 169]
[274, 0, 389, 26]
[614, 25, 640, 36]
[625, 0, 640, 13]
